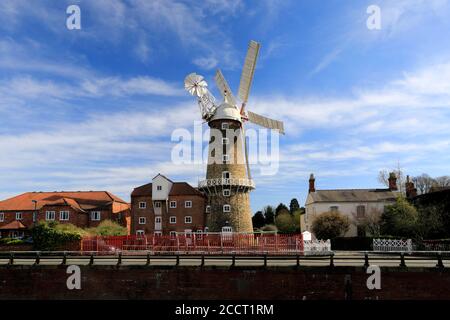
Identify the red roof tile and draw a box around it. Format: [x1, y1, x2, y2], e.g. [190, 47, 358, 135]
[0, 220, 27, 230]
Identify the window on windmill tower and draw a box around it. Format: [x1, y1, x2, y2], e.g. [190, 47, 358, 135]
[222, 123, 229, 130]
[222, 171, 230, 179]
[222, 138, 229, 145]
[223, 154, 230, 163]
[223, 189, 231, 197]
[223, 205, 231, 212]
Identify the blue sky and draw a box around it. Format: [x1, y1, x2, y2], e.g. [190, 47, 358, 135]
[1, 0, 450, 212]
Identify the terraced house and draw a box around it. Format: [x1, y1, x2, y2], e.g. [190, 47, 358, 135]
[131, 174, 207, 237]
[0, 191, 130, 238]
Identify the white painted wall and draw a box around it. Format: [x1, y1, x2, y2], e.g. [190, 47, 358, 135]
[152, 175, 173, 201]
[303, 194, 394, 237]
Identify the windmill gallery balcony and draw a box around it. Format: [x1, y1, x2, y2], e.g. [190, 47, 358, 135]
[198, 178, 256, 191]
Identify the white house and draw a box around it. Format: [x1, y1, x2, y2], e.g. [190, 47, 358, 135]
[303, 173, 399, 237]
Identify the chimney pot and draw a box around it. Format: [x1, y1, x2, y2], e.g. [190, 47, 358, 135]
[309, 173, 316, 193]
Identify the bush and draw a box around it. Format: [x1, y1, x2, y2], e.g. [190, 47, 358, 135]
[331, 237, 373, 251]
[380, 197, 419, 238]
[87, 220, 128, 236]
[312, 211, 350, 240]
[0, 238, 26, 245]
[31, 221, 82, 251]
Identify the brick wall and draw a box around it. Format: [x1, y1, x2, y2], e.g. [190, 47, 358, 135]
[1, 266, 450, 300]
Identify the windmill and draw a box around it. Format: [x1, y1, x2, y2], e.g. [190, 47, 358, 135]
[184, 40, 284, 233]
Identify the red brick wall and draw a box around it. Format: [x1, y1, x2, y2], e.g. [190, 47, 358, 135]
[1, 266, 450, 300]
[131, 195, 206, 235]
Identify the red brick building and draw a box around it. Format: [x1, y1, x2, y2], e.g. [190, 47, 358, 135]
[0, 191, 130, 238]
[131, 174, 207, 236]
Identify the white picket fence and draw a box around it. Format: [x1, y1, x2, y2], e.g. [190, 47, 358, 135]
[373, 238, 412, 252]
[303, 240, 331, 253]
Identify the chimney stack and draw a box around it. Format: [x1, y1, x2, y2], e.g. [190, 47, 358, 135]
[405, 175, 417, 198]
[309, 173, 316, 193]
[388, 172, 398, 191]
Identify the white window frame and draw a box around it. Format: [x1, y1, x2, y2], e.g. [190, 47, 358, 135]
[223, 154, 230, 163]
[139, 217, 146, 225]
[154, 231, 162, 236]
[222, 138, 229, 145]
[91, 211, 101, 221]
[0, 212, 4, 222]
[136, 230, 145, 236]
[185, 216, 192, 224]
[59, 211, 70, 221]
[222, 226, 233, 233]
[45, 211, 55, 221]
[222, 171, 230, 179]
[206, 205, 211, 213]
[223, 189, 231, 197]
[223, 205, 231, 213]
[154, 201, 162, 208]
[155, 216, 162, 224]
[169, 216, 177, 224]
[139, 202, 146, 209]
[185, 201, 192, 208]
[170, 231, 177, 238]
[221, 123, 229, 130]
[16, 212, 23, 221]
[170, 201, 177, 208]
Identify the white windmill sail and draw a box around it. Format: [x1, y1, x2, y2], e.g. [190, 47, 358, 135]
[238, 40, 261, 105]
[184, 73, 217, 121]
[214, 69, 237, 107]
[247, 111, 285, 135]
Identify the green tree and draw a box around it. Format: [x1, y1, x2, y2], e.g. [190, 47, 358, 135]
[87, 220, 128, 236]
[292, 209, 303, 232]
[289, 198, 300, 214]
[263, 206, 275, 225]
[380, 197, 419, 238]
[417, 204, 445, 239]
[252, 211, 266, 229]
[31, 221, 82, 251]
[275, 212, 296, 233]
[312, 211, 350, 240]
[275, 203, 289, 216]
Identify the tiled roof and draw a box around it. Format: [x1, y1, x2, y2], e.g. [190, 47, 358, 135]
[0, 220, 27, 230]
[0, 191, 128, 211]
[131, 182, 204, 197]
[309, 189, 397, 203]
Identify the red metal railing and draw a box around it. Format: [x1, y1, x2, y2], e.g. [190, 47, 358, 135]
[81, 233, 304, 255]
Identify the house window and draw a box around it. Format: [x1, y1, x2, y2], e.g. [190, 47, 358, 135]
[356, 205, 366, 219]
[136, 230, 145, 236]
[154, 231, 162, 236]
[16, 212, 23, 220]
[223, 205, 231, 212]
[154, 201, 161, 208]
[222, 171, 230, 179]
[170, 216, 177, 224]
[206, 205, 211, 213]
[223, 189, 231, 197]
[222, 138, 229, 145]
[330, 206, 339, 213]
[170, 201, 177, 208]
[139, 202, 146, 209]
[185, 201, 192, 208]
[60, 211, 70, 221]
[155, 217, 162, 224]
[0, 212, 4, 222]
[222, 123, 229, 130]
[91, 211, 101, 221]
[45, 211, 55, 221]
[223, 154, 230, 163]
[196, 230, 203, 239]
[139, 217, 146, 225]
[185, 216, 192, 224]
[170, 231, 177, 238]
[157, 185, 162, 191]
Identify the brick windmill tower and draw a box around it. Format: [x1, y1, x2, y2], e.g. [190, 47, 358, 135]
[184, 41, 285, 233]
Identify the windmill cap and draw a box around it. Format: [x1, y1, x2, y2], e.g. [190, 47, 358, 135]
[210, 102, 242, 123]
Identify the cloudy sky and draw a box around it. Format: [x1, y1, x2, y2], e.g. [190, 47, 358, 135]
[1, 0, 450, 212]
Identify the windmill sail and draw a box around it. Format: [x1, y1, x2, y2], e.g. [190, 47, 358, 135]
[238, 41, 261, 104]
[214, 69, 237, 106]
[247, 111, 285, 134]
